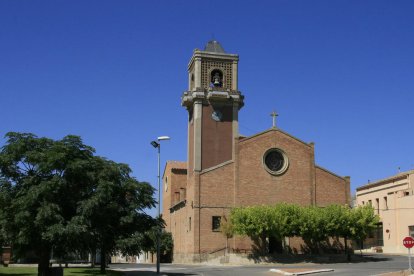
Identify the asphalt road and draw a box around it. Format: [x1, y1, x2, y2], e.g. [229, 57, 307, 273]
[109, 254, 412, 276]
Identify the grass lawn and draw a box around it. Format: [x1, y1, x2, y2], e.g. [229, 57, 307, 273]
[0, 267, 123, 276]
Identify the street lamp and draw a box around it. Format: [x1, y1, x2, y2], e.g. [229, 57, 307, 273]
[150, 136, 170, 274]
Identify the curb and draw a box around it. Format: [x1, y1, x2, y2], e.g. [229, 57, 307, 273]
[270, 268, 334, 275]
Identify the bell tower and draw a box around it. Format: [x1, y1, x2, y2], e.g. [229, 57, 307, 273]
[182, 41, 244, 172]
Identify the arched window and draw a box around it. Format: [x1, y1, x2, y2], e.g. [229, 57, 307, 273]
[210, 69, 223, 87]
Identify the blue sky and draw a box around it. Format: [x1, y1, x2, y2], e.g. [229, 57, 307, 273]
[1, 1, 413, 211]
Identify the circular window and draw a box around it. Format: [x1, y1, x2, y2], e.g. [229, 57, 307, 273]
[263, 148, 289, 175]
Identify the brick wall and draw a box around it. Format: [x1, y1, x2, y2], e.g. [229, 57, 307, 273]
[162, 162, 187, 231]
[198, 163, 235, 254]
[162, 162, 196, 260]
[201, 105, 233, 170]
[315, 166, 349, 206]
[163, 129, 350, 262]
[237, 129, 314, 206]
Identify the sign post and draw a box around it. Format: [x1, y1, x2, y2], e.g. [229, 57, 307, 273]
[403, 236, 414, 272]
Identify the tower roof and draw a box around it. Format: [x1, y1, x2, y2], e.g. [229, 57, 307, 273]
[204, 40, 225, 53]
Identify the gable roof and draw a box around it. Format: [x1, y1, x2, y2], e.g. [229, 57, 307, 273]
[315, 165, 347, 180]
[238, 127, 312, 148]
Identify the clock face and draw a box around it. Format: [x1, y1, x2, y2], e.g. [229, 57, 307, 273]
[211, 110, 222, 122]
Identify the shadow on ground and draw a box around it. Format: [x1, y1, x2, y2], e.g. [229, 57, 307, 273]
[246, 253, 392, 264]
[120, 272, 197, 276]
[68, 269, 103, 275]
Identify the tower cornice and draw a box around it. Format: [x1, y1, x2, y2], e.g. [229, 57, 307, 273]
[181, 89, 244, 109]
[188, 50, 239, 71]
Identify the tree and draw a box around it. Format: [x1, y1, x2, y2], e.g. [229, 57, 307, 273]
[320, 204, 352, 257]
[75, 156, 156, 273]
[0, 132, 95, 276]
[229, 203, 380, 257]
[140, 225, 173, 263]
[0, 132, 157, 275]
[296, 206, 330, 253]
[348, 205, 380, 250]
[231, 205, 280, 255]
[219, 217, 234, 254]
[0, 176, 12, 247]
[275, 203, 301, 238]
[324, 204, 379, 260]
[231, 204, 302, 255]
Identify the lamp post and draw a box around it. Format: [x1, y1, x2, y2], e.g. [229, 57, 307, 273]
[150, 136, 170, 274]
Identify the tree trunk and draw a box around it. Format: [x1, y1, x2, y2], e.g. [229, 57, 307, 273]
[100, 246, 106, 274]
[225, 237, 228, 256]
[38, 246, 51, 276]
[261, 233, 268, 256]
[91, 248, 96, 268]
[344, 236, 351, 262]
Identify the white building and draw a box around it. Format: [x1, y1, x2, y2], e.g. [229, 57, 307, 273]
[356, 170, 414, 253]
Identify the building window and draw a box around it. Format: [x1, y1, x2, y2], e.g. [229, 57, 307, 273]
[212, 216, 221, 231]
[368, 230, 374, 239]
[368, 200, 372, 206]
[377, 222, 384, 246]
[189, 217, 191, 232]
[383, 196, 388, 210]
[409, 226, 414, 238]
[375, 198, 379, 214]
[362, 201, 365, 205]
[263, 148, 289, 176]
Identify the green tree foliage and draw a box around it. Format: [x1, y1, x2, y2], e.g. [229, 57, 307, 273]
[231, 203, 309, 254]
[139, 226, 173, 262]
[230, 203, 379, 256]
[219, 217, 234, 254]
[0, 176, 12, 247]
[231, 206, 274, 255]
[0, 133, 96, 276]
[297, 206, 330, 252]
[348, 205, 380, 245]
[276, 203, 302, 238]
[0, 132, 156, 275]
[75, 157, 156, 273]
[220, 218, 234, 239]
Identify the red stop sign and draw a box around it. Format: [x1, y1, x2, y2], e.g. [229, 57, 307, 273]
[403, 236, 414, 249]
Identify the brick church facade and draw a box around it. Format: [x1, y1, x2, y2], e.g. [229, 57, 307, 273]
[162, 41, 351, 263]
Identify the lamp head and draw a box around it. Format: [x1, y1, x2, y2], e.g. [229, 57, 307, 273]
[157, 136, 170, 141]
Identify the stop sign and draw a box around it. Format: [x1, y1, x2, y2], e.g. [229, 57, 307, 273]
[403, 236, 414, 249]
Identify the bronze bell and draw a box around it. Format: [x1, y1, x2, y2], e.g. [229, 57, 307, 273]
[213, 73, 221, 86]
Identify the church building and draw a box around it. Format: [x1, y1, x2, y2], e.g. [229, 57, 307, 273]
[162, 41, 351, 263]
